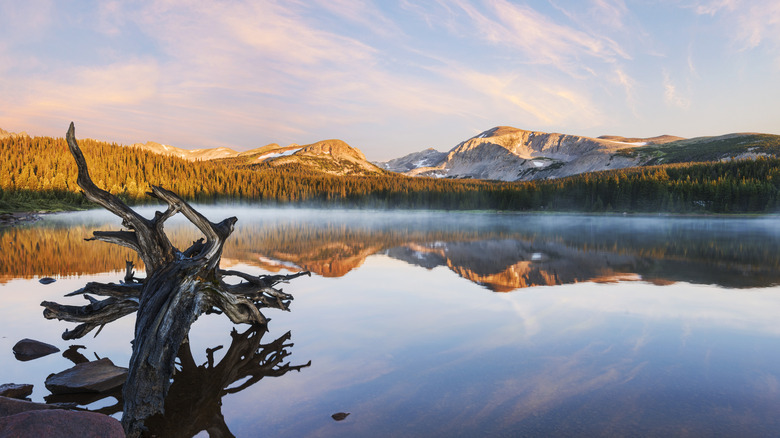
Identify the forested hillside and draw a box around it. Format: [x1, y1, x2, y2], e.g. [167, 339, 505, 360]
[2, 134, 780, 214]
[0, 135, 511, 210]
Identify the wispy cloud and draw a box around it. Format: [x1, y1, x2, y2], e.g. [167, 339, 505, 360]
[693, 0, 780, 51]
[309, 0, 401, 37]
[614, 68, 638, 114]
[95, 0, 125, 36]
[0, 0, 54, 37]
[448, 0, 629, 72]
[590, 0, 630, 27]
[550, 0, 631, 33]
[663, 70, 691, 109]
[2, 0, 474, 148]
[1, 0, 777, 155]
[693, 0, 738, 16]
[435, 64, 605, 128]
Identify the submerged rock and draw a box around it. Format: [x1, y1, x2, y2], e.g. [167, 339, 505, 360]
[45, 358, 127, 394]
[0, 384, 33, 400]
[331, 412, 350, 421]
[12, 339, 60, 361]
[0, 409, 124, 438]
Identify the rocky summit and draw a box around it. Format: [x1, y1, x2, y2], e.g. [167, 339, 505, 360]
[121, 125, 780, 182]
[0, 128, 29, 140]
[378, 126, 680, 182]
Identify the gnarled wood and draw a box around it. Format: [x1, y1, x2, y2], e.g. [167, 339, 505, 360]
[42, 123, 309, 437]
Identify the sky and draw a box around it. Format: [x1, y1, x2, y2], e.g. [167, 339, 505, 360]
[1, 0, 779, 160]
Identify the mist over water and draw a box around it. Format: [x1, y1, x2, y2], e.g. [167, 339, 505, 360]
[3, 207, 780, 436]
[10, 206, 780, 289]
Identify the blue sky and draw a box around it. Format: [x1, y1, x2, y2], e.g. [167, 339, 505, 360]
[1, 0, 778, 160]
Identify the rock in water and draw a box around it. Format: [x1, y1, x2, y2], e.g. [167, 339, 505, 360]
[0, 409, 124, 438]
[38, 277, 56, 285]
[331, 412, 350, 421]
[45, 358, 128, 394]
[0, 384, 33, 400]
[12, 339, 60, 361]
[0, 396, 57, 417]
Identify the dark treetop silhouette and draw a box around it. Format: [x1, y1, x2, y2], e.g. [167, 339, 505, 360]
[41, 123, 309, 437]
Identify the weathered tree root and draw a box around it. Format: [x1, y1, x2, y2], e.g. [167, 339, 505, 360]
[41, 123, 309, 437]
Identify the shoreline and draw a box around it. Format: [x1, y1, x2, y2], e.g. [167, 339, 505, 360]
[0, 212, 42, 227]
[1, 206, 779, 223]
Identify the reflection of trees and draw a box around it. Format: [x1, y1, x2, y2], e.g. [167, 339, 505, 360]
[0, 219, 495, 280]
[143, 325, 310, 438]
[7, 213, 780, 289]
[0, 223, 139, 282]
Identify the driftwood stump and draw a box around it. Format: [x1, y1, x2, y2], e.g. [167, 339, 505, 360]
[41, 123, 309, 437]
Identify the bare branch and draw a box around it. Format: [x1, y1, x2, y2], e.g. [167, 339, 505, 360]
[151, 204, 180, 239]
[219, 269, 311, 287]
[150, 186, 234, 242]
[149, 186, 236, 270]
[222, 282, 293, 311]
[64, 281, 143, 299]
[67, 123, 176, 270]
[122, 261, 143, 284]
[66, 122, 149, 240]
[182, 238, 205, 258]
[41, 295, 139, 340]
[218, 270, 308, 311]
[201, 286, 268, 325]
[257, 270, 311, 286]
[87, 230, 141, 253]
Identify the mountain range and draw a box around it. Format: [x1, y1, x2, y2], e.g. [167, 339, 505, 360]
[127, 125, 780, 182]
[378, 127, 680, 181]
[378, 126, 780, 181]
[130, 138, 383, 176]
[6, 125, 780, 182]
[0, 128, 29, 140]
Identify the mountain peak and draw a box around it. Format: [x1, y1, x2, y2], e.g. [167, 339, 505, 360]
[384, 126, 683, 182]
[299, 139, 368, 161]
[473, 126, 525, 139]
[0, 128, 30, 139]
[130, 141, 238, 161]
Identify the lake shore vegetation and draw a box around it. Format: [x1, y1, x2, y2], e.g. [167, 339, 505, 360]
[3, 134, 780, 214]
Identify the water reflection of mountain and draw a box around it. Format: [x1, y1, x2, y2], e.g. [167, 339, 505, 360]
[4, 211, 780, 290]
[386, 240, 639, 292]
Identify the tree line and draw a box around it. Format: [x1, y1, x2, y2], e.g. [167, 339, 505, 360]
[3, 134, 780, 213]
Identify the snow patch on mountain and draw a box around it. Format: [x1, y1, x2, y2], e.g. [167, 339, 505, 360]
[255, 147, 302, 162]
[375, 148, 447, 173]
[382, 126, 663, 182]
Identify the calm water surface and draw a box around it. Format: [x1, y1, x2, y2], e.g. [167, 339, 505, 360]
[3, 207, 780, 437]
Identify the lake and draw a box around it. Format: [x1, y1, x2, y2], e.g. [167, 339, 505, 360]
[3, 207, 780, 437]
